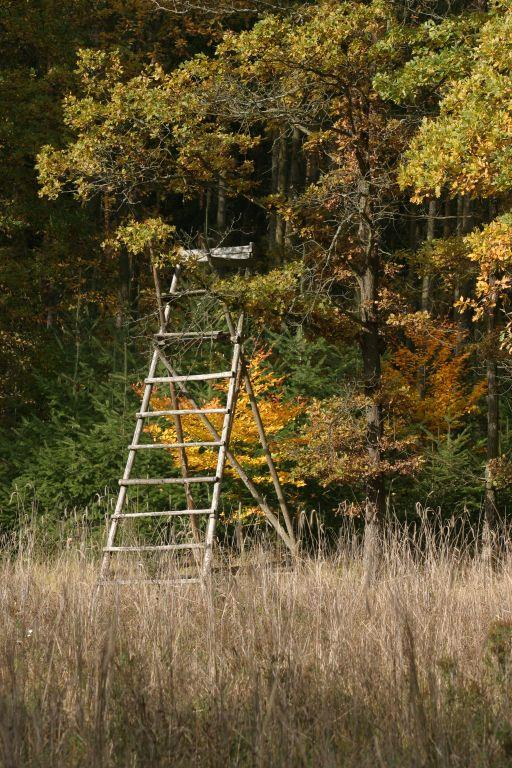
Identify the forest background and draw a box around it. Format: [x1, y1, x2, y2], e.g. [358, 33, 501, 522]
[1, 0, 512, 546]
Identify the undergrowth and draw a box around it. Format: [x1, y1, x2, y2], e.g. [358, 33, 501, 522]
[1, 522, 512, 767]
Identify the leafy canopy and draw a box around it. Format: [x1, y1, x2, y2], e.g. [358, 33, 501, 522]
[399, 2, 512, 200]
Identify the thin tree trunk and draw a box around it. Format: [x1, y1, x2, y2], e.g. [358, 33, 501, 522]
[360, 265, 385, 519]
[268, 131, 279, 251]
[130, 253, 141, 320]
[454, 195, 473, 340]
[360, 271, 384, 586]
[453, 195, 465, 319]
[285, 126, 301, 249]
[483, 281, 499, 561]
[117, 250, 130, 330]
[306, 148, 319, 185]
[409, 205, 419, 253]
[204, 186, 212, 241]
[462, 194, 472, 234]
[102, 192, 127, 331]
[443, 199, 451, 239]
[73, 270, 82, 396]
[275, 132, 288, 256]
[421, 199, 436, 312]
[217, 172, 226, 233]
[356, 177, 384, 582]
[484, 328, 499, 523]
[481, 199, 500, 561]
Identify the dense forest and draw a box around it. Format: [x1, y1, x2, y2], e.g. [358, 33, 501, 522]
[1, 0, 512, 547]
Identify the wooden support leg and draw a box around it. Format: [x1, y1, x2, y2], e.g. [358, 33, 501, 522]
[222, 308, 297, 551]
[241, 362, 296, 548]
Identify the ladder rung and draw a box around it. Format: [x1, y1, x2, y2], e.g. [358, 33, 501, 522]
[145, 372, 232, 384]
[129, 441, 222, 450]
[115, 509, 212, 518]
[120, 477, 216, 486]
[155, 331, 228, 341]
[104, 544, 204, 552]
[137, 408, 228, 417]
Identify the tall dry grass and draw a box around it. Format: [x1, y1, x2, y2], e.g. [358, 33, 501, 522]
[2, 523, 512, 767]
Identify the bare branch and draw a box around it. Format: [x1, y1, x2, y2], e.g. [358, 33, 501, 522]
[150, 0, 293, 17]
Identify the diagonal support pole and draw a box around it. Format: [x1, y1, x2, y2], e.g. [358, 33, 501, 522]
[222, 308, 296, 548]
[168, 380, 201, 543]
[240, 360, 296, 547]
[156, 348, 297, 553]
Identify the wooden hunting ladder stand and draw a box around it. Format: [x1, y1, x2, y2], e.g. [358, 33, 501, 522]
[100, 244, 297, 586]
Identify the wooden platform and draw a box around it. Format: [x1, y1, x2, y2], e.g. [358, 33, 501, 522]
[181, 244, 253, 262]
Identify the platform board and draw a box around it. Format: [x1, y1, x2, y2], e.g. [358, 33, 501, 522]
[181, 244, 253, 262]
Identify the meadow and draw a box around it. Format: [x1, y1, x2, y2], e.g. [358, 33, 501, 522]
[2, 522, 512, 767]
[4, 1, 512, 765]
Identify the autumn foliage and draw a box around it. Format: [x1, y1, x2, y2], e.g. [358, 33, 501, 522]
[4, 0, 512, 532]
[384, 319, 485, 433]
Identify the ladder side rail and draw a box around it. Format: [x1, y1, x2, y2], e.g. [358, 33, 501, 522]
[156, 349, 295, 552]
[202, 313, 244, 576]
[100, 267, 181, 582]
[100, 350, 160, 579]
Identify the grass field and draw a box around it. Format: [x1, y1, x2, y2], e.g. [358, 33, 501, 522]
[2, 524, 512, 767]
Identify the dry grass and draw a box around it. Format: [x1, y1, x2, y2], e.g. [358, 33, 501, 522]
[2, 526, 512, 767]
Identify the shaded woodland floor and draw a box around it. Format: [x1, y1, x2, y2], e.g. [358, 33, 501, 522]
[2, 529, 512, 767]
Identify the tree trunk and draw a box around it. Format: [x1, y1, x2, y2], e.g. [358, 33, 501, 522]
[217, 172, 226, 233]
[360, 267, 385, 520]
[268, 131, 279, 251]
[275, 132, 288, 257]
[454, 195, 473, 342]
[356, 175, 384, 581]
[130, 253, 141, 319]
[359, 263, 385, 585]
[482, 198, 500, 561]
[443, 198, 452, 239]
[204, 186, 212, 241]
[285, 126, 301, 249]
[421, 199, 436, 312]
[306, 146, 319, 185]
[116, 249, 130, 330]
[483, 285, 499, 560]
